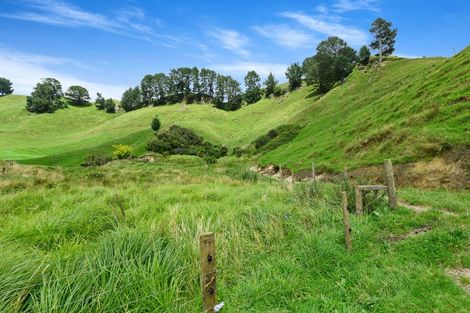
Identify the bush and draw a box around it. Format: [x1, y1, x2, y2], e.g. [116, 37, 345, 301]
[151, 116, 161, 132]
[104, 99, 116, 113]
[252, 124, 302, 152]
[26, 78, 64, 113]
[273, 86, 286, 97]
[147, 125, 227, 160]
[112, 144, 132, 159]
[82, 153, 112, 167]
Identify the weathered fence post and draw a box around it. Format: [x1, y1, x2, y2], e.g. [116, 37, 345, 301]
[341, 191, 352, 251]
[355, 185, 363, 215]
[384, 159, 397, 209]
[311, 161, 315, 182]
[279, 164, 283, 179]
[200, 232, 216, 313]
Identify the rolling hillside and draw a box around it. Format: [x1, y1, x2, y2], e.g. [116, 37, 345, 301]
[0, 47, 468, 169]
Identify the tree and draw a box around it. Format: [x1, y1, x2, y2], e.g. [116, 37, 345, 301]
[200, 68, 217, 103]
[151, 115, 161, 132]
[214, 74, 226, 109]
[302, 56, 318, 86]
[26, 78, 64, 113]
[264, 72, 278, 98]
[313, 36, 357, 92]
[0, 77, 13, 96]
[95, 92, 105, 110]
[190, 67, 201, 103]
[121, 87, 142, 112]
[141, 74, 156, 106]
[104, 98, 115, 113]
[370, 18, 397, 65]
[225, 77, 243, 111]
[285, 63, 303, 91]
[244, 71, 262, 104]
[358, 45, 371, 65]
[65, 85, 90, 106]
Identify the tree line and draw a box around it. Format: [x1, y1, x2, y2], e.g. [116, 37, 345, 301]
[6, 17, 396, 114]
[120, 67, 282, 112]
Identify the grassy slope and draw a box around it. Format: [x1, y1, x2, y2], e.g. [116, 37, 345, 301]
[0, 88, 316, 166]
[1, 47, 468, 169]
[260, 47, 470, 171]
[0, 159, 469, 312]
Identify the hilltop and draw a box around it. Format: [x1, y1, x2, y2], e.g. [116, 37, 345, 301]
[0, 47, 468, 171]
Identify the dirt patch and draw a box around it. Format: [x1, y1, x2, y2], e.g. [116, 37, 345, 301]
[398, 201, 458, 216]
[388, 225, 432, 242]
[446, 268, 470, 293]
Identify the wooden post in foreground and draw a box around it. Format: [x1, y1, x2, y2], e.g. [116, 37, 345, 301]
[200, 232, 216, 313]
[311, 161, 315, 182]
[384, 159, 397, 209]
[341, 191, 352, 251]
[355, 185, 363, 215]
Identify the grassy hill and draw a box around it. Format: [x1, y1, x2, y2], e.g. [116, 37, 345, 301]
[260, 48, 470, 171]
[0, 47, 468, 169]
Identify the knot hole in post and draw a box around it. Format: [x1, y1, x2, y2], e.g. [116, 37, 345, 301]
[207, 254, 213, 263]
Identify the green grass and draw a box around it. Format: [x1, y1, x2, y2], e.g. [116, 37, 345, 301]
[0, 86, 318, 166]
[260, 48, 470, 171]
[0, 159, 469, 312]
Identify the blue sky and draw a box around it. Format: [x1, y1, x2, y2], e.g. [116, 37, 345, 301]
[1, 0, 469, 98]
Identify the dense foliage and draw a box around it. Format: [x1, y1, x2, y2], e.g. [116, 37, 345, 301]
[95, 93, 115, 113]
[252, 124, 302, 153]
[151, 115, 161, 132]
[121, 87, 142, 112]
[244, 71, 262, 104]
[0, 77, 13, 96]
[263, 72, 278, 98]
[302, 37, 358, 93]
[112, 144, 133, 159]
[285, 63, 303, 91]
[147, 125, 228, 160]
[26, 78, 64, 113]
[359, 45, 371, 66]
[65, 85, 90, 106]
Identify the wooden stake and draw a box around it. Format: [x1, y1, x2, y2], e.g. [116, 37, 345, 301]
[355, 185, 363, 215]
[311, 161, 315, 182]
[279, 164, 283, 179]
[199, 232, 216, 313]
[342, 191, 352, 250]
[384, 159, 397, 209]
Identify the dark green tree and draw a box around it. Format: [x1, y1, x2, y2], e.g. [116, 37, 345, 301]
[0, 77, 13, 96]
[151, 115, 161, 131]
[214, 74, 226, 109]
[190, 67, 201, 103]
[358, 45, 371, 65]
[264, 72, 278, 98]
[302, 56, 318, 86]
[244, 70, 262, 104]
[26, 78, 64, 113]
[104, 98, 115, 113]
[141, 74, 156, 106]
[285, 63, 303, 91]
[225, 77, 243, 111]
[95, 92, 105, 110]
[370, 18, 397, 65]
[314, 36, 357, 92]
[65, 85, 90, 106]
[120, 87, 142, 112]
[200, 68, 217, 103]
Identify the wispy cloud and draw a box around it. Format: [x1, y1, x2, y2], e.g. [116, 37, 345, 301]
[333, 0, 380, 13]
[0, 0, 181, 45]
[0, 48, 126, 99]
[252, 24, 315, 49]
[279, 11, 368, 46]
[212, 62, 287, 78]
[208, 28, 251, 58]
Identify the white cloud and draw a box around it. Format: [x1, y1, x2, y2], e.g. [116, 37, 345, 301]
[252, 24, 315, 49]
[0, 1, 182, 45]
[279, 11, 368, 46]
[212, 62, 287, 77]
[333, 0, 380, 12]
[208, 28, 251, 58]
[0, 48, 126, 99]
[316, 5, 329, 15]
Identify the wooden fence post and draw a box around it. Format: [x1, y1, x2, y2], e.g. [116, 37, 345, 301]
[341, 191, 352, 251]
[279, 164, 283, 179]
[200, 232, 216, 313]
[384, 159, 397, 209]
[311, 161, 315, 182]
[355, 185, 363, 215]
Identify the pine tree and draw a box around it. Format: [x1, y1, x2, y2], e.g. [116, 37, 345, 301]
[244, 70, 262, 104]
[264, 72, 278, 98]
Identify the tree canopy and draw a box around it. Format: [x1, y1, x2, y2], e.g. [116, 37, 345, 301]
[244, 71, 262, 104]
[264, 72, 278, 98]
[65, 85, 90, 106]
[370, 18, 397, 65]
[285, 63, 303, 91]
[121, 87, 142, 112]
[0, 77, 13, 96]
[26, 78, 64, 113]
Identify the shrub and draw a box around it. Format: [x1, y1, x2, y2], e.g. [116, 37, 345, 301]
[104, 99, 116, 113]
[26, 78, 64, 113]
[252, 124, 302, 152]
[273, 86, 286, 97]
[82, 153, 112, 167]
[112, 144, 132, 159]
[151, 116, 161, 132]
[147, 125, 226, 160]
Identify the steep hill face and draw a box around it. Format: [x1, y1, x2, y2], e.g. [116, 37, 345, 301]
[0, 47, 468, 171]
[260, 47, 470, 175]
